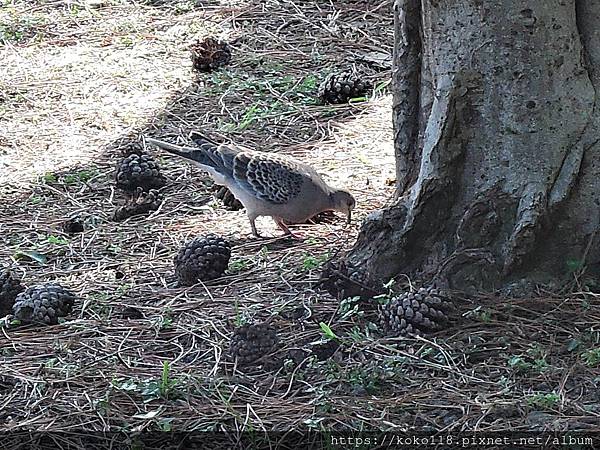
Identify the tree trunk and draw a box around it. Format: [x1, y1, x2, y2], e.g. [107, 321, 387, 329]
[345, 0, 600, 293]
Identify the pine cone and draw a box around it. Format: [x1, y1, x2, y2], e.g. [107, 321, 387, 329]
[113, 188, 161, 221]
[311, 340, 340, 361]
[319, 260, 378, 301]
[119, 141, 144, 157]
[62, 217, 84, 234]
[0, 270, 24, 317]
[174, 234, 231, 286]
[115, 152, 165, 192]
[318, 69, 371, 104]
[121, 306, 144, 320]
[378, 286, 453, 336]
[229, 322, 279, 366]
[13, 283, 76, 325]
[190, 37, 232, 73]
[214, 186, 243, 211]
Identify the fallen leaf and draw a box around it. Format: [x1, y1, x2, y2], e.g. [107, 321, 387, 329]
[132, 409, 161, 420]
[15, 250, 48, 265]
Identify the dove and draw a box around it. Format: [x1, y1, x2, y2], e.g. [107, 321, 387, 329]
[145, 134, 355, 238]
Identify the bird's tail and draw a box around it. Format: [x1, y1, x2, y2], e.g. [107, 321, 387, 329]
[189, 130, 220, 147]
[145, 137, 218, 168]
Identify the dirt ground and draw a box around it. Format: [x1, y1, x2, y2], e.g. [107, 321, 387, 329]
[1, 0, 600, 440]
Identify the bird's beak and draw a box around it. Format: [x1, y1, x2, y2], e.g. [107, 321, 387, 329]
[347, 210, 352, 224]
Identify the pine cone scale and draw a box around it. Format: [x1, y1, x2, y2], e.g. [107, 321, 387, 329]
[318, 69, 371, 104]
[0, 270, 25, 317]
[13, 284, 76, 325]
[229, 322, 278, 366]
[379, 286, 453, 336]
[191, 37, 232, 73]
[174, 234, 231, 286]
[115, 152, 165, 193]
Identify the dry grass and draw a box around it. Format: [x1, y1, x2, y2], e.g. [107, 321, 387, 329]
[1, 0, 600, 438]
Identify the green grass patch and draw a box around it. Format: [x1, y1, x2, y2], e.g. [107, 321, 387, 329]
[582, 348, 600, 367]
[0, 11, 48, 44]
[527, 392, 560, 410]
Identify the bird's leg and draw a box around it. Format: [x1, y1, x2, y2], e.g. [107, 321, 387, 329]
[273, 217, 302, 239]
[248, 215, 262, 238]
[274, 217, 291, 235]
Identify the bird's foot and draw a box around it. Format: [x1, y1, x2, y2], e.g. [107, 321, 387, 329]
[282, 230, 304, 240]
[273, 217, 304, 240]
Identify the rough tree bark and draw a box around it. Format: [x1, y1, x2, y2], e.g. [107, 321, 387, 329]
[346, 0, 600, 293]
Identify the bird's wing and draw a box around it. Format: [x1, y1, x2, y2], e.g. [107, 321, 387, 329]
[233, 152, 307, 205]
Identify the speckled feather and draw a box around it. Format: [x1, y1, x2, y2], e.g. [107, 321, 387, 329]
[234, 152, 304, 204]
